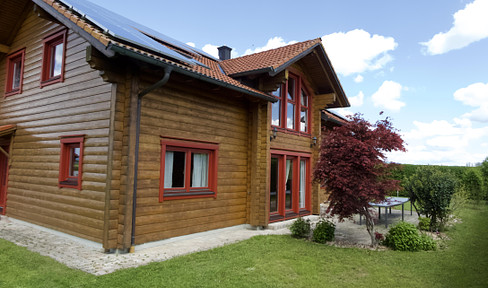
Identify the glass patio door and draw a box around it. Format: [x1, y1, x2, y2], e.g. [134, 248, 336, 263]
[270, 153, 309, 222]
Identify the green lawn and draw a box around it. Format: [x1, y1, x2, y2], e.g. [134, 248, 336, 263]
[1, 204, 487, 288]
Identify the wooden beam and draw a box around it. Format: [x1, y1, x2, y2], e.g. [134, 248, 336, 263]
[0, 146, 8, 158]
[315, 93, 336, 107]
[0, 44, 10, 54]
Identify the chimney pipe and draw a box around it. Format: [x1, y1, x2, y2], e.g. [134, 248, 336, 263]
[218, 46, 232, 60]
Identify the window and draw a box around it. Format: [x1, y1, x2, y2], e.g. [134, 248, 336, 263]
[271, 73, 311, 134]
[4, 48, 25, 97]
[269, 151, 310, 222]
[160, 138, 218, 201]
[59, 135, 84, 190]
[41, 29, 67, 87]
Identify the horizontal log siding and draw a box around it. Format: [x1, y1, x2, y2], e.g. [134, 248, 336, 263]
[132, 79, 250, 244]
[0, 12, 112, 243]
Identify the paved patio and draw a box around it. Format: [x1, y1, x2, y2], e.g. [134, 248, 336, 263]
[0, 209, 418, 275]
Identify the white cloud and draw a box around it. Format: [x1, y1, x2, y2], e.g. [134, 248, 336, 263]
[421, 0, 488, 55]
[354, 75, 364, 83]
[454, 82, 488, 122]
[186, 42, 196, 48]
[243, 37, 297, 55]
[348, 91, 364, 107]
[387, 118, 488, 165]
[321, 29, 397, 76]
[202, 44, 219, 58]
[371, 81, 406, 112]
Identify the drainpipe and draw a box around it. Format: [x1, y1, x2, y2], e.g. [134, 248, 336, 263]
[130, 66, 173, 252]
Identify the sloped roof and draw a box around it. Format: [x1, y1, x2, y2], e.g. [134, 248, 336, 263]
[33, 0, 274, 101]
[220, 39, 321, 77]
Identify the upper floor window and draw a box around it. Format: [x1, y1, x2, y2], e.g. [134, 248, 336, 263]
[59, 135, 84, 190]
[4, 48, 25, 97]
[160, 138, 219, 201]
[41, 29, 67, 88]
[271, 73, 310, 134]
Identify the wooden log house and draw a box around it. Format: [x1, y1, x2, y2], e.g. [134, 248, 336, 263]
[0, 0, 350, 251]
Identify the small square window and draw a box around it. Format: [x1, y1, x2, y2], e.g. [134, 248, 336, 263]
[41, 29, 67, 88]
[4, 48, 25, 97]
[59, 135, 84, 190]
[160, 139, 218, 201]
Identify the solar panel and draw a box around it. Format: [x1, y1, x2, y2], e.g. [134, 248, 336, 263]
[58, 0, 213, 66]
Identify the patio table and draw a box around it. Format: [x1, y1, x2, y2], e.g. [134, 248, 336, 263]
[360, 197, 411, 228]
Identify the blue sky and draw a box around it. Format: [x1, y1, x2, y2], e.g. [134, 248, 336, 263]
[93, 0, 488, 166]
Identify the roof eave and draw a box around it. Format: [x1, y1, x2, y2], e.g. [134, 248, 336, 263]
[32, 0, 115, 58]
[109, 44, 277, 103]
[315, 44, 350, 108]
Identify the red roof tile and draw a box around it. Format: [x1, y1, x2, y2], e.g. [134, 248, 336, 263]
[40, 0, 272, 100]
[220, 39, 322, 76]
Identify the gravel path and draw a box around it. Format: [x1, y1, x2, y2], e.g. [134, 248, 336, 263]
[0, 209, 417, 275]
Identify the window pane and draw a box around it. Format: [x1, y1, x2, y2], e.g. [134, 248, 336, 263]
[191, 152, 209, 187]
[287, 102, 295, 129]
[287, 78, 295, 100]
[270, 157, 279, 213]
[168, 151, 185, 188]
[12, 60, 21, 90]
[299, 160, 306, 209]
[300, 109, 307, 132]
[69, 146, 80, 177]
[51, 42, 63, 77]
[285, 159, 293, 210]
[301, 89, 308, 106]
[271, 99, 281, 126]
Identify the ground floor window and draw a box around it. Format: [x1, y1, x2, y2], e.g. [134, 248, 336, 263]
[160, 138, 218, 201]
[59, 135, 84, 190]
[270, 150, 311, 222]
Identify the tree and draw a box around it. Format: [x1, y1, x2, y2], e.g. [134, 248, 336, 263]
[404, 166, 457, 230]
[314, 113, 405, 246]
[481, 157, 488, 200]
[462, 169, 483, 203]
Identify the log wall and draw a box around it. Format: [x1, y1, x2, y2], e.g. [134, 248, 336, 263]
[125, 76, 252, 245]
[0, 11, 112, 244]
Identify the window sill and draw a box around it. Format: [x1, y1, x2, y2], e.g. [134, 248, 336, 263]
[271, 126, 312, 138]
[40, 76, 63, 88]
[161, 190, 216, 201]
[59, 179, 80, 189]
[4, 89, 21, 97]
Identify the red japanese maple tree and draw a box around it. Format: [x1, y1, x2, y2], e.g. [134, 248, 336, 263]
[314, 113, 406, 245]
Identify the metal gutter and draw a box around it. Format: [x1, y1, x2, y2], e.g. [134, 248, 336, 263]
[130, 67, 173, 252]
[108, 44, 277, 103]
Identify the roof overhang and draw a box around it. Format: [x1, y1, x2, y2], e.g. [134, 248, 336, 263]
[0, 125, 17, 137]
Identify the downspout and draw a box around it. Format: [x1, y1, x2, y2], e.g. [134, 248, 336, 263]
[130, 66, 173, 252]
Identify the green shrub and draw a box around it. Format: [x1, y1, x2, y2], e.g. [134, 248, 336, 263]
[290, 217, 311, 239]
[420, 233, 437, 251]
[383, 222, 435, 251]
[418, 217, 431, 231]
[312, 219, 335, 243]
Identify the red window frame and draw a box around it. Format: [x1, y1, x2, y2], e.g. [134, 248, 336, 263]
[269, 150, 311, 222]
[41, 29, 67, 88]
[4, 48, 25, 97]
[271, 73, 311, 135]
[160, 138, 218, 202]
[59, 135, 84, 190]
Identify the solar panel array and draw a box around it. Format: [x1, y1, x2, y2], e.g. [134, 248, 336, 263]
[58, 0, 214, 66]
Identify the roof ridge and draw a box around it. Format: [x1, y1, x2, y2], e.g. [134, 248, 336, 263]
[223, 38, 321, 62]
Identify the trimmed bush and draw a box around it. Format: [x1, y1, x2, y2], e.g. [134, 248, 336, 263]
[418, 217, 431, 231]
[312, 219, 335, 243]
[290, 217, 311, 239]
[383, 221, 436, 251]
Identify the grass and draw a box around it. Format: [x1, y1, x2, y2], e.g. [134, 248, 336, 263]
[1, 204, 487, 288]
